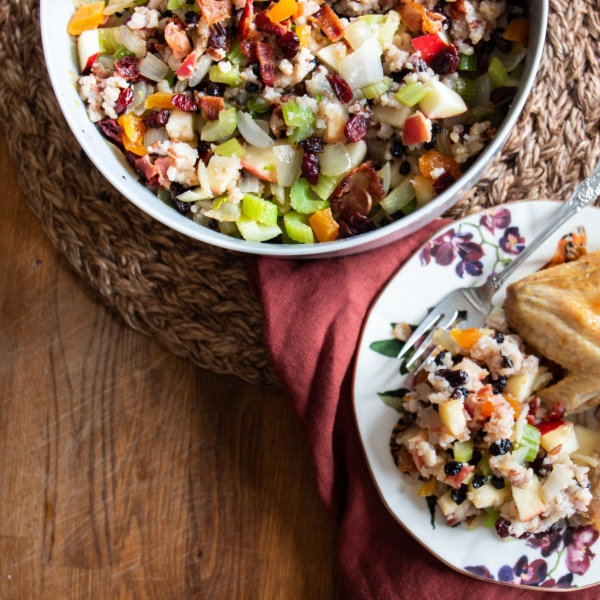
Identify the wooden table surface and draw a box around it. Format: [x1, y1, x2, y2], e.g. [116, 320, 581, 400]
[0, 137, 337, 600]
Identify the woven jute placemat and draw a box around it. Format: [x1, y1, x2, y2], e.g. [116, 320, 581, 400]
[0, 0, 598, 388]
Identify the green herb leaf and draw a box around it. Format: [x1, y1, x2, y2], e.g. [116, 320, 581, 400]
[369, 338, 404, 357]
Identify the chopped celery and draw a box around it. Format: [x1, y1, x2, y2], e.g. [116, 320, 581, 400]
[478, 452, 493, 478]
[282, 101, 316, 143]
[247, 97, 269, 114]
[380, 178, 415, 214]
[290, 178, 330, 214]
[289, 124, 314, 144]
[167, 0, 182, 8]
[236, 214, 282, 242]
[201, 107, 237, 142]
[215, 138, 246, 158]
[361, 78, 392, 100]
[242, 194, 278, 226]
[458, 53, 477, 71]
[511, 445, 530, 465]
[114, 45, 135, 59]
[209, 64, 243, 87]
[312, 174, 342, 200]
[164, 69, 176, 87]
[358, 14, 387, 25]
[484, 507, 500, 528]
[453, 440, 474, 463]
[227, 41, 244, 65]
[515, 424, 541, 462]
[455, 77, 476, 105]
[377, 10, 400, 48]
[488, 56, 509, 88]
[284, 211, 315, 243]
[401, 197, 417, 215]
[395, 81, 428, 107]
[98, 28, 119, 54]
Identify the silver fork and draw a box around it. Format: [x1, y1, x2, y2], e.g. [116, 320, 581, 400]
[398, 161, 600, 371]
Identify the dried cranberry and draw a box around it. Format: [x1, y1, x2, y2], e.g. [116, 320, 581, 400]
[490, 86, 517, 105]
[245, 82, 260, 94]
[494, 332, 504, 343]
[451, 485, 468, 505]
[547, 402, 566, 421]
[278, 31, 300, 60]
[491, 475, 506, 489]
[399, 161, 411, 175]
[205, 82, 225, 97]
[114, 87, 134, 115]
[338, 214, 375, 238]
[490, 374, 508, 394]
[143, 109, 170, 128]
[115, 56, 141, 82]
[97, 118, 124, 146]
[495, 518, 511, 539]
[124, 151, 139, 168]
[299, 136, 324, 153]
[435, 368, 469, 387]
[302, 152, 320, 185]
[432, 123, 441, 134]
[171, 94, 197, 112]
[327, 74, 353, 104]
[444, 461, 463, 476]
[432, 171, 455, 194]
[477, 40, 495, 72]
[184, 11, 200, 26]
[492, 27, 513, 54]
[430, 44, 459, 75]
[390, 141, 406, 159]
[424, 136, 437, 151]
[344, 114, 367, 142]
[489, 439, 513, 456]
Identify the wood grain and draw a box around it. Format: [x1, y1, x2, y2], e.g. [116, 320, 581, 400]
[0, 137, 337, 600]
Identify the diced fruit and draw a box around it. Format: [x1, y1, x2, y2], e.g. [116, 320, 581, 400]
[345, 141, 367, 167]
[372, 105, 413, 130]
[449, 327, 481, 349]
[504, 371, 538, 403]
[268, 0, 297, 22]
[453, 440, 474, 462]
[241, 145, 278, 182]
[412, 175, 436, 206]
[504, 393, 522, 419]
[411, 33, 448, 63]
[480, 399, 495, 419]
[468, 481, 510, 509]
[420, 150, 461, 181]
[574, 425, 600, 457]
[166, 109, 195, 142]
[512, 474, 546, 521]
[503, 18, 529, 43]
[309, 208, 339, 242]
[118, 114, 147, 156]
[432, 327, 461, 354]
[437, 490, 460, 516]
[206, 156, 242, 195]
[538, 419, 565, 436]
[145, 92, 175, 110]
[296, 25, 311, 47]
[439, 399, 467, 436]
[77, 29, 101, 72]
[316, 41, 348, 73]
[443, 464, 474, 488]
[402, 112, 431, 145]
[418, 479, 436, 497]
[176, 50, 199, 78]
[540, 421, 577, 453]
[68, 2, 106, 36]
[418, 79, 468, 120]
[540, 463, 572, 504]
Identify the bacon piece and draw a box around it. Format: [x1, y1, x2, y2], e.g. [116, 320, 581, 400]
[241, 39, 258, 61]
[310, 4, 344, 42]
[256, 42, 276, 87]
[164, 21, 192, 59]
[255, 10, 289, 37]
[195, 95, 226, 121]
[154, 157, 175, 187]
[239, 0, 255, 39]
[196, 0, 232, 26]
[134, 155, 158, 181]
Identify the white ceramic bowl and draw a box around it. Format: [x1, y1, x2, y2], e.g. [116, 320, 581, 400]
[41, 1, 547, 258]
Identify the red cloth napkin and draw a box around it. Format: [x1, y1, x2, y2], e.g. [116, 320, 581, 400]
[247, 221, 597, 600]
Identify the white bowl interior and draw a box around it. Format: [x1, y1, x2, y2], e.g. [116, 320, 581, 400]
[41, 0, 547, 258]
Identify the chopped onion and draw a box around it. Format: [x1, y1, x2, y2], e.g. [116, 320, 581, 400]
[339, 38, 384, 90]
[237, 111, 273, 149]
[511, 445, 529, 465]
[139, 53, 170, 82]
[344, 20, 374, 49]
[320, 143, 352, 177]
[514, 403, 530, 443]
[273, 143, 302, 187]
[177, 189, 206, 202]
[114, 25, 147, 58]
[437, 129, 453, 157]
[490, 48, 528, 73]
[474, 74, 493, 108]
[197, 161, 214, 199]
[377, 162, 391, 195]
[205, 201, 241, 222]
[571, 453, 600, 469]
[104, 0, 136, 15]
[130, 80, 154, 116]
[269, 182, 287, 205]
[143, 127, 169, 147]
[97, 54, 115, 73]
[239, 173, 261, 193]
[255, 120, 270, 134]
[188, 55, 213, 87]
[540, 463, 572, 503]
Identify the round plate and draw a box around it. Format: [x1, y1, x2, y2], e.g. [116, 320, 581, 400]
[353, 200, 600, 591]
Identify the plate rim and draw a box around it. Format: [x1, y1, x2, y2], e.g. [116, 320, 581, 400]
[351, 199, 600, 592]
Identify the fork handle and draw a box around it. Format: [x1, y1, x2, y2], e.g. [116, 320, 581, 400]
[486, 161, 600, 292]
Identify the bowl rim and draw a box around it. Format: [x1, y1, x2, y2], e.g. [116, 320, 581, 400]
[41, 0, 548, 257]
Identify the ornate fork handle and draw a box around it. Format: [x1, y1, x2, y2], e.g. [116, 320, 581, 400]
[486, 160, 600, 293]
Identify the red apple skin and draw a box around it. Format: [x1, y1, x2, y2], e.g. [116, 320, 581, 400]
[176, 51, 198, 77]
[84, 52, 100, 73]
[411, 34, 447, 63]
[402, 113, 432, 146]
[445, 465, 474, 488]
[240, 160, 278, 183]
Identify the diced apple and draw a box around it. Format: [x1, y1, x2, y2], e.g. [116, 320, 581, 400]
[345, 141, 367, 167]
[241, 145, 278, 182]
[206, 155, 242, 195]
[165, 109, 196, 142]
[316, 41, 348, 73]
[468, 482, 511, 509]
[433, 327, 461, 354]
[402, 112, 431, 146]
[418, 79, 468, 120]
[540, 421, 577, 453]
[411, 33, 448, 63]
[439, 399, 467, 436]
[412, 175, 437, 206]
[371, 105, 413, 130]
[78, 29, 101, 72]
[176, 50, 199, 78]
[574, 425, 600, 457]
[512, 474, 546, 522]
[504, 371, 537, 403]
[437, 490, 460, 516]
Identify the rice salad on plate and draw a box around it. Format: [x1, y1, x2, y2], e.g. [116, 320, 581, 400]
[68, 0, 529, 244]
[390, 311, 600, 540]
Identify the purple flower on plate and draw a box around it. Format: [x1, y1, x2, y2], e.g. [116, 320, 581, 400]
[480, 207, 511, 233]
[540, 574, 574, 589]
[527, 528, 564, 557]
[565, 526, 599, 575]
[420, 229, 485, 278]
[465, 565, 494, 580]
[499, 226, 525, 255]
[496, 556, 547, 586]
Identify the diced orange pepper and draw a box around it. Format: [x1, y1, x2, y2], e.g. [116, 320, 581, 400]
[450, 327, 482, 350]
[309, 208, 339, 242]
[418, 479, 436, 497]
[118, 114, 147, 157]
[419, 150, 461, 180]
[67, 2, 106, 36]
[144, 92, 175, 110]
[480, 399, 495, 419]
[502, 18, 529, 44]
[267, 0, 297, 23]
[296, 25, 311, 47]
[504, 393, 522, 419]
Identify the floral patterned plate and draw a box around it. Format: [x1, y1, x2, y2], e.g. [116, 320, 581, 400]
[353, 200, 600, 591]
